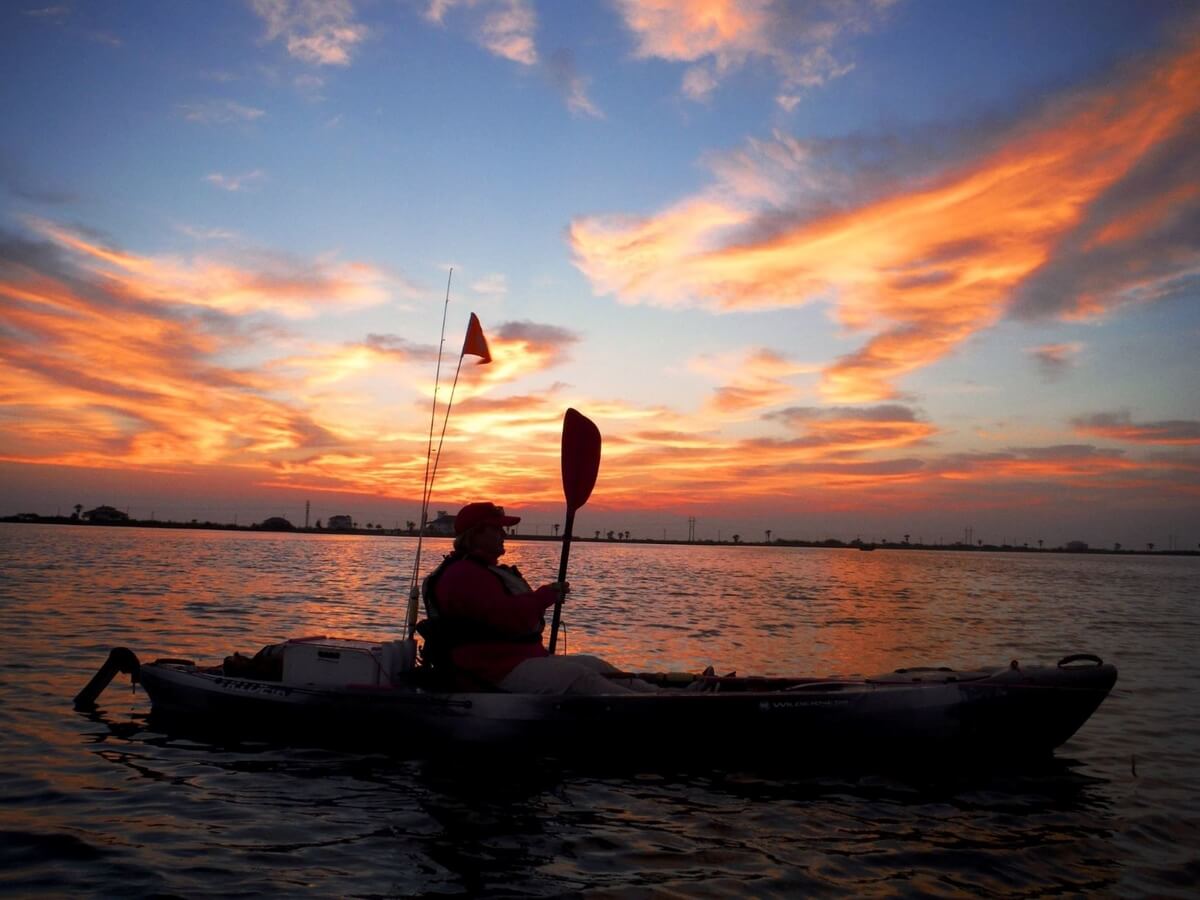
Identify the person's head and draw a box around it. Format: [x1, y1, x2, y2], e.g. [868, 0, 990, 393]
[453, 502, 520, 558]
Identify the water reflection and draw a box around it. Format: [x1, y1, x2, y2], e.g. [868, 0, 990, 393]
[70, 709, 1126, 897]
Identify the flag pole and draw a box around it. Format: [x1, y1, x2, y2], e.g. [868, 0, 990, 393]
[427, 316, 487, 513]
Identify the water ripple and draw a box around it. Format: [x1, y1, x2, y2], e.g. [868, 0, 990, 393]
[0, 525, 1197, 896]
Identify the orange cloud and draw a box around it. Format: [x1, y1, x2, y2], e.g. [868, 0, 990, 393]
[766, 405, 935, 455]
[0, 223, 591, 509]
[619, 0, 766, 62]
[692, 348, 814, 414]
[1073, 412, 1200, 446]
[31, 220, 395, 318]
[4, 218, 1196, 528]
[1090, 182, 1200, 247]
[571, 32, 1200, 403]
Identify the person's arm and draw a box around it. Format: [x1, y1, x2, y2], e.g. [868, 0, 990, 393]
[438, 561, 557, 635]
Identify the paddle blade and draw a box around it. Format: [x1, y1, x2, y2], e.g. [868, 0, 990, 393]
[561, 408, 601, 511]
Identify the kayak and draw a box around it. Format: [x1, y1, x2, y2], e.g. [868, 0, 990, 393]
[76, 638, 1118, 764]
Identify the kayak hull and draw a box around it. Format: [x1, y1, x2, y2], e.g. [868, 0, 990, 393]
[134, 656, 1117, 763]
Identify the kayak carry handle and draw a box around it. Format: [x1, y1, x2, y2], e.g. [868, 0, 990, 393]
[1057, 653, 1103, 668]
[74, 647, 141, 710]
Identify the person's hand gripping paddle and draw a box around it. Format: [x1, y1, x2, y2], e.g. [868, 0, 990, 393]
[548, 408, 600, 654]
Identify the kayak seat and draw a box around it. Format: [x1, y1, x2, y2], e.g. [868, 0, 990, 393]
[414, 618, 502, 692]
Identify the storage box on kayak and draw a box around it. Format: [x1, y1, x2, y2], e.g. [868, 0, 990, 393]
[282, 636, 384, 687]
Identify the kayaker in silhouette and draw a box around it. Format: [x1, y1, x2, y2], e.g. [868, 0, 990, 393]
[419, 502, 657, 694]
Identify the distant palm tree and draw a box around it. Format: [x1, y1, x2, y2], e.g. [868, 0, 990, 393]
[1114, 542, 1121, 552]
[406, 520, 415, 533]
[553, 523, 559, 537]
[1147, 542, 1155, 552]
[765, 529, 772, 543]
[904, 533, 910, 544]
[1037, 539, 1043, 550]
[606, 530, 614, 540]
[732, 534, 741, 544]
[594, 530, 600, 540]
[73, 504, 82, 520]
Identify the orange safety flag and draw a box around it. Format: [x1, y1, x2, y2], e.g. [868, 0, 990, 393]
[462, 312, 491, 364]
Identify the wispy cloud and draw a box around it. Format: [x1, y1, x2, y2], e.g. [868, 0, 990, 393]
[476, 320, 580, 387]
[88, 30, 123, 48]
[425, 1, 603, 115]
[179, 99, 266, 124]
[27, 219, 392, 318]
[204, 170, 266, 192]
[615, 0, 889, 107]
[426, 0, 538, 66]
[23, 6, 69, 22]
[3, 218, 1195, 521]
[1028, 342, 1084, 382]
[765, 404, 935, 455]
[0, 229, 329, 471]
[0, 223, 586, 504]
[690, 348, 814, 415]
[479, 0, 537, 65]
[470, 272, 508, 297]
[546, 48, 603, 119]
[251, 0, 368, 66]
[571, 32, 1200, 403]
[174, 223, 239, 241]
[0, 153, 76, 205]
[1073, 411, 1200, 446]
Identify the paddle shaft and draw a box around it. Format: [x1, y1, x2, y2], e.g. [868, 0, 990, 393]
[547, 507, 576, 654]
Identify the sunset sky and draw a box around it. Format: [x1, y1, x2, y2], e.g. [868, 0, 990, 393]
[2, 0, 1198, 548]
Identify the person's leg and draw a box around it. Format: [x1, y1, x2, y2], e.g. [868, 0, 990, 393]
[564, 654, 659, 692]
[500, 657, 594, 694]
[500, 656, 659, 694]
[562, 654, 619, 673]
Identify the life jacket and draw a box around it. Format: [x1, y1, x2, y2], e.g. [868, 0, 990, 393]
[416, 552, 544, 670]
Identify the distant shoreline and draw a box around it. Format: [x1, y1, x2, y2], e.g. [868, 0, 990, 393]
[3, 515, 1195, 556]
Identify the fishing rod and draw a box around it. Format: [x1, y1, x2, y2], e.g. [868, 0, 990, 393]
[404, 275, 491, 645]
[406, 269, 454, 640]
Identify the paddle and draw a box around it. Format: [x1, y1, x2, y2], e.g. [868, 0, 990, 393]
[547, 408, 601, 654]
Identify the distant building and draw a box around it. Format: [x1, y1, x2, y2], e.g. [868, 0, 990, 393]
[83, 505, 130, 523]
[1065, 540, 1089, 552]
[259, 516, 295, 531]
[426, 510, 455, 536]
[327, 515, 353, 530]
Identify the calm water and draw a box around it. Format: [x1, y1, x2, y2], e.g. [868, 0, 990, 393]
[1, 523, 1197, 896]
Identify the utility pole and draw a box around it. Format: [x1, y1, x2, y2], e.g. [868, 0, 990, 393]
[305, 501, 310, 529]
